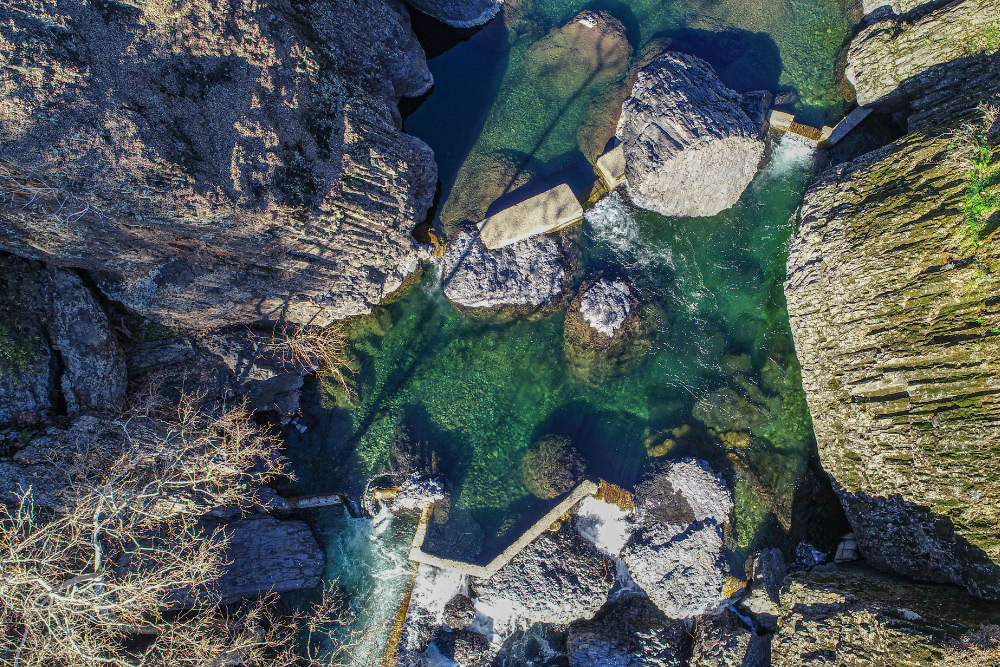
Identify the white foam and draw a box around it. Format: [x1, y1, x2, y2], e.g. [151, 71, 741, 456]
[469, 596, 530, 644]
[409, 564, 468, 625]
[585, 191, 675, 273]
[761, 134, 817, 181]
[574, 496, 633, 557]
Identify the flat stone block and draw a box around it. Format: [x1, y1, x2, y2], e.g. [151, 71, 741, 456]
[595, 144, 626, 190]
[477, 183, 583, 250]
[769, 110, 795, 132]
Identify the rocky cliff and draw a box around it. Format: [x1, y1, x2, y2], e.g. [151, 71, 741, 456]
[785, 0, 1000, 598]
[0, 0, 436, 329]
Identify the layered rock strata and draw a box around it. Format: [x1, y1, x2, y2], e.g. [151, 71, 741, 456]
[0, 0, 436, 329]
[616, 52, 767, 218]
[786, 0, 1000, 598]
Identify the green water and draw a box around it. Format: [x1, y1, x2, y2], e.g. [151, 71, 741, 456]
[285, 0, 854, 659]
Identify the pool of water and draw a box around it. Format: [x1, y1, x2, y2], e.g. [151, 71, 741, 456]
[284, 0, 853, 660]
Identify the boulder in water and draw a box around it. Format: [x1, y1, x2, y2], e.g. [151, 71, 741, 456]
[520, 435, 586, 499]
[406, 0, 503, 28]
[621, 459, 734, 618]
[441, 230, 566, 311]
[616, 51, 767, 218]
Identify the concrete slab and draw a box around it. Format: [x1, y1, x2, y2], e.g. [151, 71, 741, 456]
[477, 183, 583, 250]
[769, 110, 795, 133]
[595, 144, 626, 190]
[823, 106, 874, 146]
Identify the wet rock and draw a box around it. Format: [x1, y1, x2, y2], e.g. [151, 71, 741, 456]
[212, 515, 324, 603]
[437, 628, 492, 666]
[566, 594, 687, 667]
[616, 51, 767, 218]
[622, 459, 733, 618]
[771, 565, 1000, 666]
[690, 609, 769, 667]
[444, 594, 477, 630]
[691, 385, 768, 433]
[441, 231, 565, 311]
[475, 522, 615, 626]
[406, 0, 502, 28]
[49, 269, 127, 414]
[0, 0, 435, 329]
[564, 278, 652, 386]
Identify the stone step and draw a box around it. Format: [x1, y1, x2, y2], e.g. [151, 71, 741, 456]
[477, 183, 583, 250]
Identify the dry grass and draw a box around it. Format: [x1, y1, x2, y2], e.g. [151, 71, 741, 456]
[939, 625, 1000, 666]
[0, 162, 96, 238]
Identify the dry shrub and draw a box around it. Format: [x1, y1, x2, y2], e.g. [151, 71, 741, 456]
[271, 323, 352, 394]
[0, 396, 364, 666]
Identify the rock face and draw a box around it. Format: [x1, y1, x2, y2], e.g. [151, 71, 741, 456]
[690, 610, 769, 667]
[580, 280, 632, 337]
[0, 258, 125, 426]
[771, 565, 1000, 666]
[785, 50, 1000, 596]
[441, 231, 565, 310]
[846, 0, 1000, 110]
[566, 594, 687, 667]
[49, 270, 127, 414]
[406, 0, 502, 28]
[474, 522, 615, 626]
[621, 459, 733, 618]
[212, 515, 325, 603]
[616, 52, 767, 218]
[0, 0, 435, 329]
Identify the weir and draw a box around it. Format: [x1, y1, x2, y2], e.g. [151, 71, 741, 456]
[477, 183, 584, 249]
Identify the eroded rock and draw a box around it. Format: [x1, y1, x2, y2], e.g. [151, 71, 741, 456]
[441, 231, 565, 311]
[617, 51, 767, 218]
[621, 459, 733, 618]
[474, 522, 615, 627]
[567, 594, 687, 667]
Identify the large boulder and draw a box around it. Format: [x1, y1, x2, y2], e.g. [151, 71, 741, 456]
[0, 0, 435, 329]
[616, 52, 767, 218]
[441, 230, 566, 311]
[474, 522, 615, 627]
[771, 565, 1000, 666]
[406, 0, 502, 28]
[785, 49, 1000, 597]
[621, 459, 733, 618]
[566, 594, 687, 667]
[212, 515, 325, 603]
[846, 0, 1000, 111]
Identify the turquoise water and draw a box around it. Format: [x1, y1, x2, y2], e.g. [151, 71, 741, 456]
[285, 0, 853, 660]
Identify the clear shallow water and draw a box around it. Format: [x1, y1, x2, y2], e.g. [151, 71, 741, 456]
[285, 0, 854, 658]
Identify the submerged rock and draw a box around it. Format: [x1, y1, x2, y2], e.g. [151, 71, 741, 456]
[564, 278, 653, 386]
[621, 459, 733, 618]
[474, 522, 615, 627]
[771, 565, 1000, 666]
[616, 51, 767, 218]
[566, 594, 687, 667]
[520, 435, 586, 500]
[441, 231, 565, 311]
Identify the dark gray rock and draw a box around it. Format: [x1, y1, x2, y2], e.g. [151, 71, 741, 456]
[444, 594, 477, 630]
[621, 459, 733, 618]
[437, 628, 492, 666]
[406, 0, 502, 28]
[212, 515, 324, 603]
[441, 231, 565, 310]
[49, 269, 126, 414]
[567, 594, 687, 667]
[475, 522, 615, 625]
[616, 51, 767, 218]
[690, 610, 769, 667]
